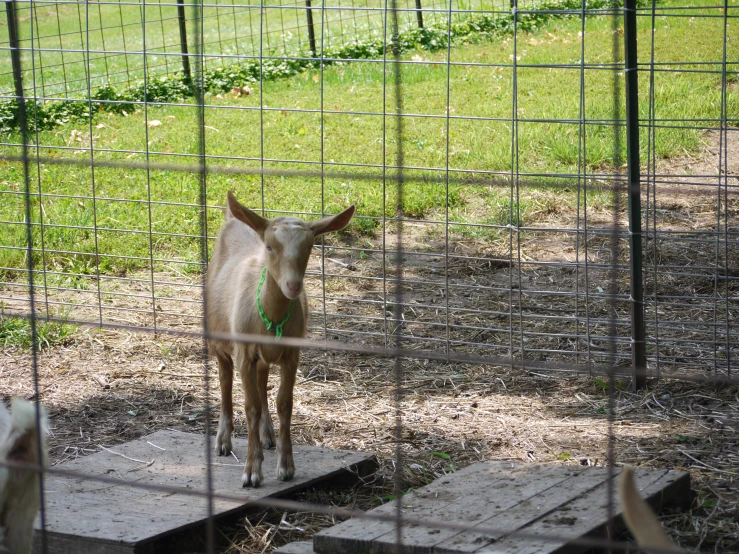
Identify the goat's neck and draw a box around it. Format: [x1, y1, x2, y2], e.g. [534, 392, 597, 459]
[260, 270, 292, 321]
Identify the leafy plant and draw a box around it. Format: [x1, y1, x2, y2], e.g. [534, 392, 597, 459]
[430, 451, 457, 473]
[371, 489, 415, 504]
[593, 376, 625, 392]
[0, 312, 77, 350]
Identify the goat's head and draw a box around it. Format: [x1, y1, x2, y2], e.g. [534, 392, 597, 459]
[0, 398, 48, 483]
[0, 398, 48, 554]
[226, 191, 355, 299]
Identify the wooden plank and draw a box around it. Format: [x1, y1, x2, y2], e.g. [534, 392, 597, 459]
[430, 466, 612, 553]
[274, 541, 316, 553]
[32, 532, 136, 554]
[312, 463, 690, 554]
[373, 465, 603, 554]
[33, 430, 375, 553]
[313, 462, 527, 554]
[314, 463, 592, 554]
[475, 468, 690, 554]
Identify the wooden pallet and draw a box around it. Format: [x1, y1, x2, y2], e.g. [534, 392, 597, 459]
[308, 461, 690, 554]
[33, 430, 376, 554]
[274, 541, 315, 553]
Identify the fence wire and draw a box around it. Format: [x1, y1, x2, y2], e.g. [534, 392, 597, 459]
[1, 0, 537, 98]
[0, 0, 737, 552]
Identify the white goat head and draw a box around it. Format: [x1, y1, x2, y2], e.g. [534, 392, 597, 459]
[226, 191, 356, 299]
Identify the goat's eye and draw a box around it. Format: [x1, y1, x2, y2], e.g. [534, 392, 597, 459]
[265, 245, 273, 252]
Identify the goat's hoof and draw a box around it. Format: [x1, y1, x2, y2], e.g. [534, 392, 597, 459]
[276, 457, 295, 481]
[277, 465, 295, 481]
[242, 471, 262, 488]
[215, 439, 232, 456]
[215, 426, 233, 456]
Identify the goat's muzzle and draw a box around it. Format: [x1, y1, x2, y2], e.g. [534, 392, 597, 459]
[284, 280, 302, 298]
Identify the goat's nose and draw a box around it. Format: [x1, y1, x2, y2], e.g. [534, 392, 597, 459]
[286, 281, 302, 295]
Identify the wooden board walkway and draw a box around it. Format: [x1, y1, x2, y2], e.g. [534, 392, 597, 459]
[309, 461, 690, 554]
[33, 430, 376, 554]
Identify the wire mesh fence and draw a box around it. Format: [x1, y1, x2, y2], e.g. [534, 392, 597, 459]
[0, 0, 536, 98]
[0, 0, 737, 551]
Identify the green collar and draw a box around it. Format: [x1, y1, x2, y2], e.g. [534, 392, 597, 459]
[256, 267, 294, 340]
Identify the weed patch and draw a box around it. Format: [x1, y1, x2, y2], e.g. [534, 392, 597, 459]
[0, 310, 77, 350]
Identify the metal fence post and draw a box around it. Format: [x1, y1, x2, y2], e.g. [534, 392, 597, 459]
[624, 0, 647, 390]
[5, 0, 24, 102]
[415, 0, 424, 29]
[176, 0, 192, 81]
[5, 2, 50, 549]
[305, 0, 317, 55]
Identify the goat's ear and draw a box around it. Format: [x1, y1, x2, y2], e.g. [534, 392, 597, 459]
[7, 428, 36, 466]
[620, 466, 677, 551]
[0, 402, 11, 443]
[227, 191, 268, 236]
[308, 205, 356, 237]
[6, 399, 45, 467]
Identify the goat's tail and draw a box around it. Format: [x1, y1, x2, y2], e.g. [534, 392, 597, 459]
[620, 467, 681, 553]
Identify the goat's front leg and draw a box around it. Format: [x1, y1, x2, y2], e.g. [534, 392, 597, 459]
[257, 360, 277, 449]
[238, 351, 264, 487]
[215, 352, 234, 456]
[276, 357, 298, 481]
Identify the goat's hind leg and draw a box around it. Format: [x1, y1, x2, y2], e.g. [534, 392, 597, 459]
[237, 347, 264, 487]
[276, 357, 298, 481]
[215, 351, 235, 456]
[257, 360, 277, 449]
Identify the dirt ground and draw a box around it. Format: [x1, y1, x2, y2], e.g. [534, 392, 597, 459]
[1, 130, 738, 552]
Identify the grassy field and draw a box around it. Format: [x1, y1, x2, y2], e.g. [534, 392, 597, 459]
[0, 0, 737, 288]
[1, 0, 509, 97]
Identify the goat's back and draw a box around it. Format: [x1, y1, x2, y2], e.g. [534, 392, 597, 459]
[207, 217, 262, 278]
[206, 212, 310, 364]
[206, 217, 263, 335]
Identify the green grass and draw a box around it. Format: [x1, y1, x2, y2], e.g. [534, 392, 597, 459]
[0, 0, 736, 284]
[1, 0, 509, 97]
[0, 309, 78, 349]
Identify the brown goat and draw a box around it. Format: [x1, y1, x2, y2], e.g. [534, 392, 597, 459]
[206, 192, 355, 487]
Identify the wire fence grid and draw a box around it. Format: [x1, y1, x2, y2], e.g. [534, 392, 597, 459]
[0, 0, 736, 380]
[0, 0, 533, 99]
[0, 0, 737, 551]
